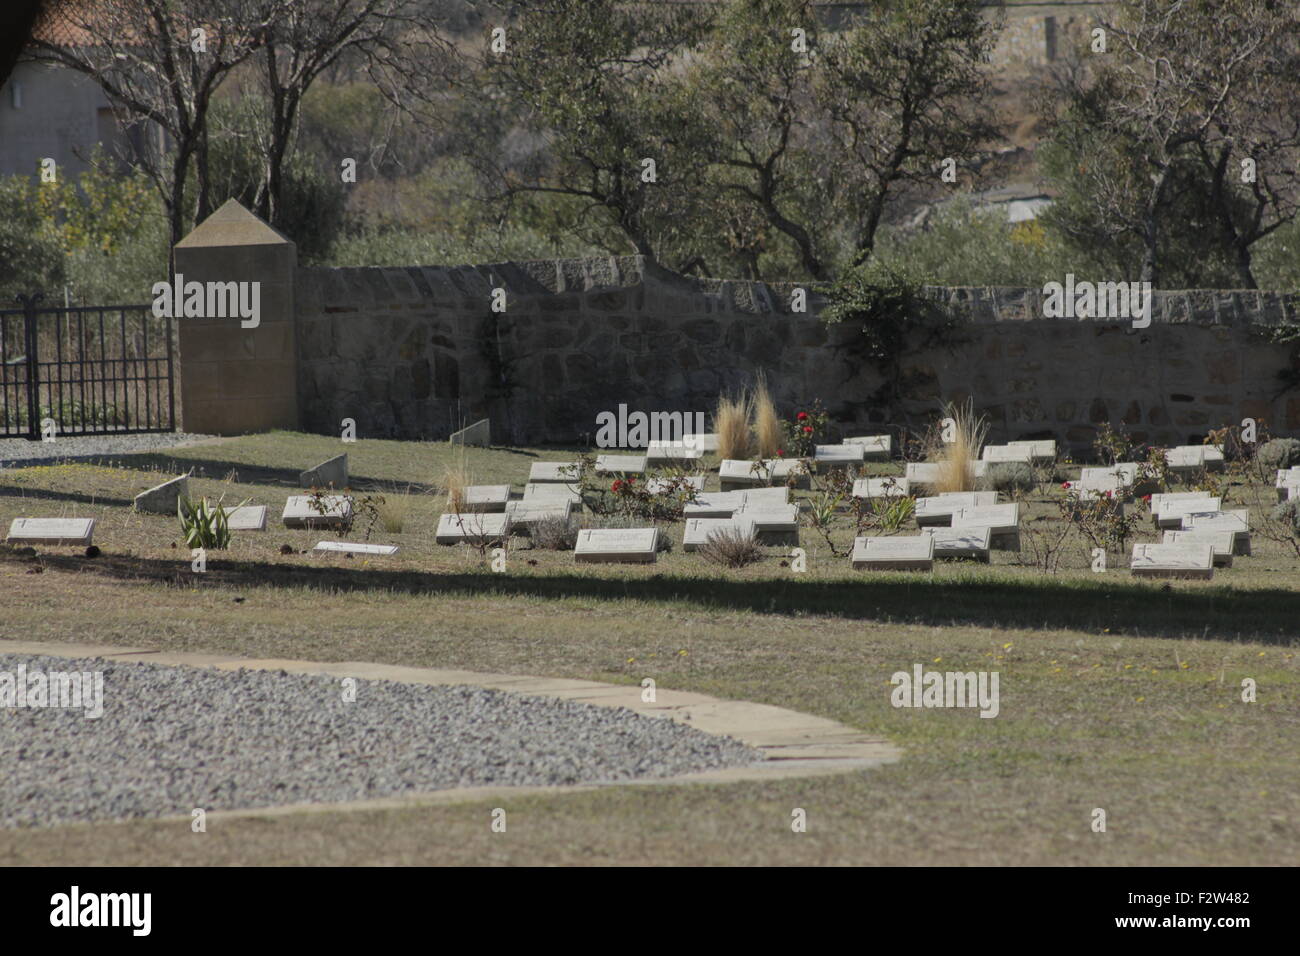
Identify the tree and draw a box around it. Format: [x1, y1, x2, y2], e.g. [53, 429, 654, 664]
[466, 0, 713, 260]
[234, 0, 457, 228]
[30, 1, 278, 252]
[817, 0, 1000, 268]
[683, 0, 999, 280]
[1041, 0, 1299, 287]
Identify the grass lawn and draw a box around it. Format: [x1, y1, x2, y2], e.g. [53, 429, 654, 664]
[1, 431, 1297, 865]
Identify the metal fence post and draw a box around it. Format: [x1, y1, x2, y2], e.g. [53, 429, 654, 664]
[17, 293, 42, 441]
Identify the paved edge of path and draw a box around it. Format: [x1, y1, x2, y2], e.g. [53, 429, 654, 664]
[1, 639, 902, 825]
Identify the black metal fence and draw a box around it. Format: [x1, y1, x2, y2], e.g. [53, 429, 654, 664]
[0, 294, 175, 439]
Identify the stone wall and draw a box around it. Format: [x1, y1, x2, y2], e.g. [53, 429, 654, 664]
[293, 255, 1300, 454]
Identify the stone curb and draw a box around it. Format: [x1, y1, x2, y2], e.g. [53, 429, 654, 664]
[1, 639, 902, 823]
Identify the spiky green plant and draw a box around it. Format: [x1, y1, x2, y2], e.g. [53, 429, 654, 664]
[178, 495, 238, 550]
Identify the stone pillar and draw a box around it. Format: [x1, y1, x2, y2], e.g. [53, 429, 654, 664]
[173, 199, 299, 434]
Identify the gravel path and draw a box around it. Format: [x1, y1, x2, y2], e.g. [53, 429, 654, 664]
[0, 432, 216, 470]
[0, 654, 763, 828]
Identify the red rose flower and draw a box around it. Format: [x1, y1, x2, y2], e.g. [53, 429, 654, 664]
[797, 411, 808, 421]
[803, 425, 813, 434]
[1061, 481, 1071, 489]
[777, 448, 785, 457]
[611, 480, 623, 493]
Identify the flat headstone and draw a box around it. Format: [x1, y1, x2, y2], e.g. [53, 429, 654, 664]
[504, 499, 572, 530]
[134, 474, 189, 515]
[645, 441, 704, 462]
[450, 418, 490, 447]
[299, 454, 348, 489]
[951, 503, 1020, 540]
[1274, 467, 1300, 501]
[1155, 496, 1220, 528]
[1081, 463, 1139, 485]
[922, 525, 992, 560]
[1182, 509, 1251, 554]
[682, 517, 755, 551]
[282, 495, 353, 529]
[224, 505, 268, 531]
[850, 535, 934, 571]
[906, 461, 984, 485]
[1130, 542, 1214, 579]
[6, 517, 95, 546]
[683, 490, 748, 518]
[643, 475, 707, 494]
[594, 454, 647, 476]
[523, 482, 582, 507]
[814, 444, 866, 466]
[574, 528, 658, 563]
[683, 433, 719, 453]
[462, 484, 510, 512]
[1165, 445, 1224, 472]
[915, 493, 997, 527]
[1150, 491, 1214, 512]
[852, 476, 911, 499]
[1162, 530, 1234, 566]
[528, 461, 581, 483]
[737, 502, 800, 532]
[435, 512, 511, 544]
[1007, 439, 1056, 461]
[313, 541, 399, 556]
[718, 458, 804, 489]
[741, 487, 792, 508]
[981, 445, 1033, 464]
[905, 462, 941, 486]
[844, 435, 891, 459]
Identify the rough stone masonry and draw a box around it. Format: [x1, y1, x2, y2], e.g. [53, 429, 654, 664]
[291, 254, 1300, 456]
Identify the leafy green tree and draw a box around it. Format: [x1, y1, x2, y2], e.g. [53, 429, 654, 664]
[467, 0, 713, 260]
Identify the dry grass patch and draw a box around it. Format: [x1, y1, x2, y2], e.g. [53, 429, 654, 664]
[752, 373, 782, 459]
[715, 391, 753, 460]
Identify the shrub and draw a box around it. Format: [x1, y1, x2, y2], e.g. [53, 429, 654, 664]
[752, 373, 782, 459]
[1270, 499, 1300, 535]
[929, 399, 987, 494]
[441, 456, 471, 513]
[1258, 438, 1300, 470]
[781, 399, 828, 459]
[698, 526, 763, 568]
[715, 392, 753, 460]
[374, 490, 410, 533]
[979, 462, 1034, 494]
[532, 514, 579, 550]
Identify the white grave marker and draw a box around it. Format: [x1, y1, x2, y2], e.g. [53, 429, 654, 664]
[594, 455, 648, 476]
[435, 512, 512, 545]
[224, 505, 268, 531]
[852, 476, 910, 499]
[462, 485, 511, 512]
[313, 541, 399, 556]
[282, 495, 353, 529]
[844, 435, 891, 459]
[504, 499, 572, 529]
[6, 517, 95, 546]
[1162, 530, 1234, 566]
[1155, 496, 1219, 529]
[921, 525, 992, 560]
[683, 517, 755, 551]
[574, 528, 659, 563]
[850, 535, 934, 571]
[1130, 542, 1214, 579]
[528, 461, 581, 483]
